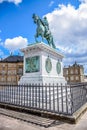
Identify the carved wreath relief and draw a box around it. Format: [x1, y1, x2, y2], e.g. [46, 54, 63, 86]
[45, 57, 52, 73]
[45, 57, 61, 74]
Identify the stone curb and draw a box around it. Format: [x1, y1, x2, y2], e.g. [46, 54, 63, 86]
[0, 103, 87, 124]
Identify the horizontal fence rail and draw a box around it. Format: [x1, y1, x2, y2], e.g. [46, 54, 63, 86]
[0, 83, 87, 115]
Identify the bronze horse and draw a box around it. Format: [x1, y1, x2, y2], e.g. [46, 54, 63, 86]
[32, 14, 56, 49]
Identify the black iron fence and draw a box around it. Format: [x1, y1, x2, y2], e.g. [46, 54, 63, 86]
[0, 83, 87, 115]
[70, 83, 87, 114]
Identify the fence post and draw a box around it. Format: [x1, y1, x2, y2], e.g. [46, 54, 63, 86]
[65, 85, 68, 114]
[42, 83, 44, 110]
[49, 83, 51, 111]
[57, 83, 59, 113]
[35, 84, 37, 108]
[70, 85, 73, 115]
[53, 83, 55, 112]
[45, 83, 47, 110]
[38, 83, 40, 109]
[29, 84, 31, 107]
[61, 83, 63, 113]
[32, 83, 34, 107]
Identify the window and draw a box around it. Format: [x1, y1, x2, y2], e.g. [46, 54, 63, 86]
[66, 77, 69, 81]
[8, 64, 13, 67]
[8, 70, 11, 75]
[2, 64, 5, 67]
[8, 70, 16, 75]
[12, 77, 16, 82]
[63, 69, 68, 75]
[8, 64, 16, 67]
[1, 77, 6, 81]
[18, 68, 23, 74]
[66, 70, 68, 75]
[1, 70, 6, 75]
[70, 69, 73, 74]
[70, 76, 74, 81]
[12, 70, 16, 74]
[75, 69, 78, 74]
[7, 77, 11, 81]
[76, 76, 79, 80]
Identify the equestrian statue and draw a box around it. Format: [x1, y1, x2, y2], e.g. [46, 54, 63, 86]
[32, 13, 56, 49]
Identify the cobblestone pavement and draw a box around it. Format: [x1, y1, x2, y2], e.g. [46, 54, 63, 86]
[0, 110, 87, 130]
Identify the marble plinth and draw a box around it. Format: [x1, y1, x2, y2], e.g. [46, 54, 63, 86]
[18, 42, 66, 85]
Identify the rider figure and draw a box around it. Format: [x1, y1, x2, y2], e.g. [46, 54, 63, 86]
[42, 17, 49, 31]
[42, 16, 51, 36]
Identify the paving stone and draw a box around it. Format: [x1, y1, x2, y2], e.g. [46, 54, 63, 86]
[0, 108, 87, 130]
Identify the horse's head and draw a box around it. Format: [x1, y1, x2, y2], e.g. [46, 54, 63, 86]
[32, 13, 39, 23]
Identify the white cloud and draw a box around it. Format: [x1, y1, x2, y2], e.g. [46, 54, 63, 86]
[45, 2, 87, 74]
[79, 0, 87, 3]
[49, 1, 54, 7]
[5, 36, 28, 51]
[0, 0, 22, 5]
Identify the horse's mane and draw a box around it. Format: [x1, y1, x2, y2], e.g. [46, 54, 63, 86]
[38, 18, 45, 27]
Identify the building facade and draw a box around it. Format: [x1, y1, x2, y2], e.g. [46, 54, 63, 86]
[0, 55, 23, 85]
[63, 62, 84, 84]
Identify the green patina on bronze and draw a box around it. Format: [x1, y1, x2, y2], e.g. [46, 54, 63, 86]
[25, 56, 40, 73]
[45, 57, 52, 73]
[32, 13, 56, 49]
[56, 61, 61, 74]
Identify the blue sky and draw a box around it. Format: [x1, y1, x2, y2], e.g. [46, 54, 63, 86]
[0, 0, 87, 73]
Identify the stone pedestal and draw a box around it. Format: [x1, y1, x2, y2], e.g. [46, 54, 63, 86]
[18, 42, 66, 85]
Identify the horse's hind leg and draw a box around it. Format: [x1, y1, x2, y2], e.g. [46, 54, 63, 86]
[35, 34, 38, 43]
[51, 38, 56, 49]
[42, 36, 44, 42]
[41, 33, 45, 43]
[48, 36, 56, 49]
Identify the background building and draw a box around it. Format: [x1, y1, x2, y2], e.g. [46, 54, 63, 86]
[63, 62, 84, 84]
[84, 75, 87, 82]
[0, 55, 23, 85]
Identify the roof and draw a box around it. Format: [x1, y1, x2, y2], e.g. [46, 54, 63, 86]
[64, 62, 84, 69]
[73, 62, 83, 68]
[0, 55, 23, 63]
